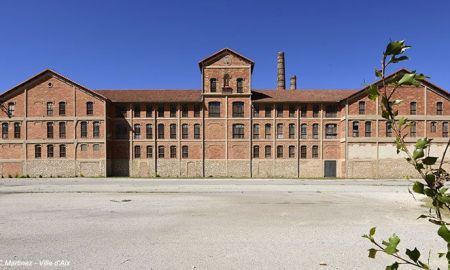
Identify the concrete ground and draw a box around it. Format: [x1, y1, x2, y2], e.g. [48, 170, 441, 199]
[0, 178, 446, 269]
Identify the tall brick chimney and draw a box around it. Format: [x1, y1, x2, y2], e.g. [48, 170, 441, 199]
[290, 75, 297, 90]
[277, 52, 286, 90]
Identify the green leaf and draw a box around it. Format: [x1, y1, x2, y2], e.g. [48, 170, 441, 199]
[385, 262, 399, 270]
[370, 227, 376, 237]
[412, 182, 424, 194]
[405, 248, 420, 262]
[424, 188, 436, 197]
[367, 84, 379, 101]
[438, 225, 450, 243]
[375, 69, 382, 78]
[415, 138, 428, 149]
[384, 234, 400, 255]
[391, 55, 409, 63]
[368, 248, 377, 259]
[412, 148, 424, 160]
[382, 110, 390, 120]
[384, 40, 410, 56]
[425, 174, 436, 186]
[422, 156, 438, 165]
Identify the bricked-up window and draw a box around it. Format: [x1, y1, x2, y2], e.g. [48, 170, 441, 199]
[59, 144, 66, 158]
[253, 124, 260, 139]
[86, 102, 93, 116]
[312, 145, 319, 159]
[431, 122, 437, 133]
[313, 104, 320, 118]
[277, 145, 283, 158]
[265, 124, 271, 139]
[47, 144, 54, 158]
[194, 104, 201, 117]
[312, 124, 319, 139]
[276, 105, 283, 117]
[437, 102, 443, 115]
[134, 145, 141, 158]
[223, 74, 230, 88]
[325, 105, 337, 118]
[7, 103, 14, 117]
[289, 105, 296, 118]
[134, 124, 141, 139]
[170, 105, 177, 118]
[301, 124, 307, 139]
[386, 122, 393, 137]
[158, 105, 164, 117]
[210, 78, 217, 92]
[182, 146, 188, 159]
[146, 146, 153, 158]
[134, 104, 140, 117]
[93, 122, 100, 138]
[80, 121, 87, 138]
[93, 144, 100, 151]
[265, 145, 271, 158]
[289, 145, 295, 158]
[365, 121, 372, 137]
[253, 145, 259, 158]
[300, 145, 307, 159]
[300, 105, 307, 117]
[35, 145, 42, 159]
[14, 122, 20, 139]
[47, 102, 53, 116]
[352, 121, 359, 137]
[208, 102, 220, 117]
[194, 124, 200, 139]
[443, 122, 449, 138]
[59, 122, 66, 139]
[80, 144, 88, 151]
[146, 124, 153, 139]
[181, 104, 188, 118]
[277, 124, 283, 139]
[47, 122, 54, 139]
[170, 145, 176, 158]
[117, 106, 127, 118]
[325, 124, 337, 139]
[410, 121, 417, 137]
[253, 104, 259, 117]
[58, 102, 66, 116]
[359, 101, 365, 115]
[169, 124, 177, 139]
[410, 102, 417, 115]
[182, 124, 188, 139]
[232, 102, 244, 117]
[232, 124, 244, 139]
[157, 124, 164, 139]
[236, 78, 244, 93]
[265, 105, 272, 117]
[146, 104, 153, 117]
[158, 146, 164, 158]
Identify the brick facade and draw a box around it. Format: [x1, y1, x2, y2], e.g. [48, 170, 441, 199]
[0, 48, 449, 178]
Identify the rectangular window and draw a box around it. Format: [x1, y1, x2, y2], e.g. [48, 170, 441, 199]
[59, 102, 66, 116]
[80, 122, 87, 138]
[265, 124, 271, 139]
[253, 124, 260, 139]
[194, 104, 201, 117]
[232, 102, 244, 117]
[265, 105, 272, 117]
[47, 122, 54, 139]
[301, 124, 307, 139]
[386, 122, 393, 137]
[146, 124, 153, 139]
[14, 122, 20, 139]
[210, 78, 217, 92]
[134, 104, 140, 117]
[312, 124, 319, 139]
[47, 144, 54, 158]
[134, 145, 141, 158]
[133, 124, 141, 139]
[182, 124, 188, 139]
[312, 146, 319, 159]
[253, 146, 259, 158]
[300, 146, 307, 159]
[325, 124, 337, 139]
[182, 146, 188, 158]
[158, 105, 164, 117]
[208, 102, 220, 117]
[431, 122, 437, 133]
[410, 102, 417, 115]
[276, 124, 283, 139]
[86, 102, 93, 116]
[300, 105, 307, 117]
[313, 105, 320, 118]
[410, 122, 417, 137]
[93, 144, 100, 151]
[59, 122, 66, 139]
[289, 145, 295, 158]
[236, 78, 244, 93]
[194, 124, 200, 139]
[265, 145, 271, 158]
[232, 124, 244, 139]
[158, 124, 164, 139]
[437, 102, 443, 115]
[181, 104, 188, 118]
[170, 145, 176, 158]
[2, 123, 8, 139]
[359, 102, 365, 115]
[93, 122, 100, 138]
[253, 104, 259, 117]
[352, 121, 359, 137]
[170, 124, 177, 139]
[146, 105, 153, 117]
[81, 144, 88, 151]
[276, 105, 283, 117]
[170, 105, 177, 118]
[443, 122, 449, 138]
[289, 105, 296, 118]
[158, 146, 164, 158]
[59, 144, 66, 158]
[365, 121, 372, 137]
[7, 103, 15, 117]
[325, 105, 337, 118]
[47, 102, 53, 116]
[276, 145, 283, 158]
[35, 145, 42, 159]
[146, 146, 153, 158]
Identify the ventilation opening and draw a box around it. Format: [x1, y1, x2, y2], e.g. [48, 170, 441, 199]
[48, 82, 53, 88]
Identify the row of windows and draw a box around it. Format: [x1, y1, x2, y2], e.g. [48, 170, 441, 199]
[34, 143, 100, 158]
[210, 76, 244, 93]
[117, 104, 202, 118]
[352, 121, 449, 138]
[357, 101, 444, 115]
[1, 121, 100, 139]
[252, 123, 320, 139]
[8, 102, 95, 117]
[116, 124, 202, 140]
[252, 145, 319, 159]
[134, 145, 188, 159]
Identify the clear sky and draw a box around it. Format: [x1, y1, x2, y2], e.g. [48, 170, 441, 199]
[1, 0, 449, 92]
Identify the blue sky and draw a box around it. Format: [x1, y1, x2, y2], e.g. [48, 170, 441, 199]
[1, 0, 449, 92]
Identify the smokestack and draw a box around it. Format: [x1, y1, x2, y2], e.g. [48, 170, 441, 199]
[290, 75, 297, 90]
[277, 52, 285, 90]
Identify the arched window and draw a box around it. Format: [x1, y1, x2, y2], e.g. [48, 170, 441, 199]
[223, 74, 230, 87]
[86, 102, 94, 115]
[194, 124, 200, 139]
[358, 101, 365, 115]
[437, 102, 443, 115]
[182, 145, 189, 158]
[410, 102, 417, 115]
[277, 123, 283, 139]
[146, 124, 153, 139]
[276, 145, 283, 158]
[300, 145, 307, 159]
[2, 122, 8, 139]
[253, 124, 260, 139]
[265, 124, 272, 139]
[232, 124, 244, 139]
[157, 124, 164, 139]
[14, 122, 20, 139]
[134, 145, 141, 158]
[59, 122, 66, 138]
[288, 145, 295, 158]
[170, 124, 177, 139]
[210, 78, 217, 92]
[410, 121, 417, 137]
[170, 145, 177, 158]
[312, 145, 319, 159]
[301, 124, 307, 139]
[134, 124, 141, 139]
[232, 102, 244, 117]
[312, 123, 319, 139]
[265, 145, 271, 158]
[236, 78, 244, 93]
[289, 124, 295, 139]
[158, 145, 164, 158]
[59, 102, 66, 116]
[47, 102, 53, 116]
[7, 102, 14, 117]
[182, 124, 188, 139]
[253, 145, 260, 158]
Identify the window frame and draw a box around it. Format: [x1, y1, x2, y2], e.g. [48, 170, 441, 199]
[232, 124, 245, 139]
[86, 102, 94, 116]
[208, 102, 221, 118]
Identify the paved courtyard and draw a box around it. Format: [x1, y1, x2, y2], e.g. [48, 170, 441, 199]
[0, 178, 446, 269]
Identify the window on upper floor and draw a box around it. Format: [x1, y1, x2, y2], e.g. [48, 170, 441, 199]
[158, 105, 164, 117]
[232, 124, 244, 139]
[194, 124, 201, 139]
[276, 145, 283, 158]
[437, 102, 443, 115]
[253, 104, 260, 117]
[265, 105, 272, 117]
[359, 101, 365, 115]
[182, 145, 189, 159]
[116, 105, 127, 118]
[59, 122, 66, 139]
[223, 74, 230, 88]
[232, 102, 244, 117]
[47, 102, 53, 116]
[289, 105, 296, 118]
[133, 104, 140, 117]
[410, 121, 417, 137]
[312, 145, 319, 159]
[158, 124, 164, 139]
[386, 121, 393, 137]
[134, 145, 141, 159]
[289, 124, 295, 139]
[352, 121, 359, 137]
[301, 124, 307, 139]
[410, 102, 417, 115]
[146, 104, 153, 117]
[47, 122, 54, 139]
[253, 124, 259, 139]
[325, 124, 337, 139]
[7, 102, 15, 117]
[300, 105, 307, 117]
[35, 144, 42, 159]
[443, 122, 449, 138]
[300, 145, 307, 159]
[93, 122, 100, 138]
[312, 123, 319, 139]
[325, 105, 337, 118]
[194, 104, 201, 117]
[59, 102, 66, 116]
[170, 105, 177, 118]
[253, 146, 259, 158]
[265, 124, 271, 139]
[146, 146, 153, 158]
[313, 104, 320, 118]
[181, 104, 188, 118]
[158, 146, 164, 158]
[431, 122, 437, 133]
[210, 78, 217, 92]
[170, 124, 176, 139]
[276, 105, 283, 118]
[80, 121, 87, 138]
[14, 122, 20, 139]
[208, 102, 220, 117]
[237, 78, 244, 93]
[182, 124, 188, 139]
[146, 124, 153, 139]
[365, 121, 372, 137]
[276, 123, 283, 139]
[86, 102, 93, 116]
[2, 122, 9, 139]
[133, 124, 141, 139]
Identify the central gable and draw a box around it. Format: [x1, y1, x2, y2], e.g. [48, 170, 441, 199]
[198, 48, 254, 72]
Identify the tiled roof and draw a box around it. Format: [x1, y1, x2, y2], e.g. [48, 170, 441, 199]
[252, 89, 358, 103]
[94, 90, 202, 103]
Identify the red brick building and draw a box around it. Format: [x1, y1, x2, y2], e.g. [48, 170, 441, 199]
[0, 48, 449, 178]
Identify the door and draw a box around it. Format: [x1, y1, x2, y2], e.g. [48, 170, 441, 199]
[324, 160, 336, 177]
